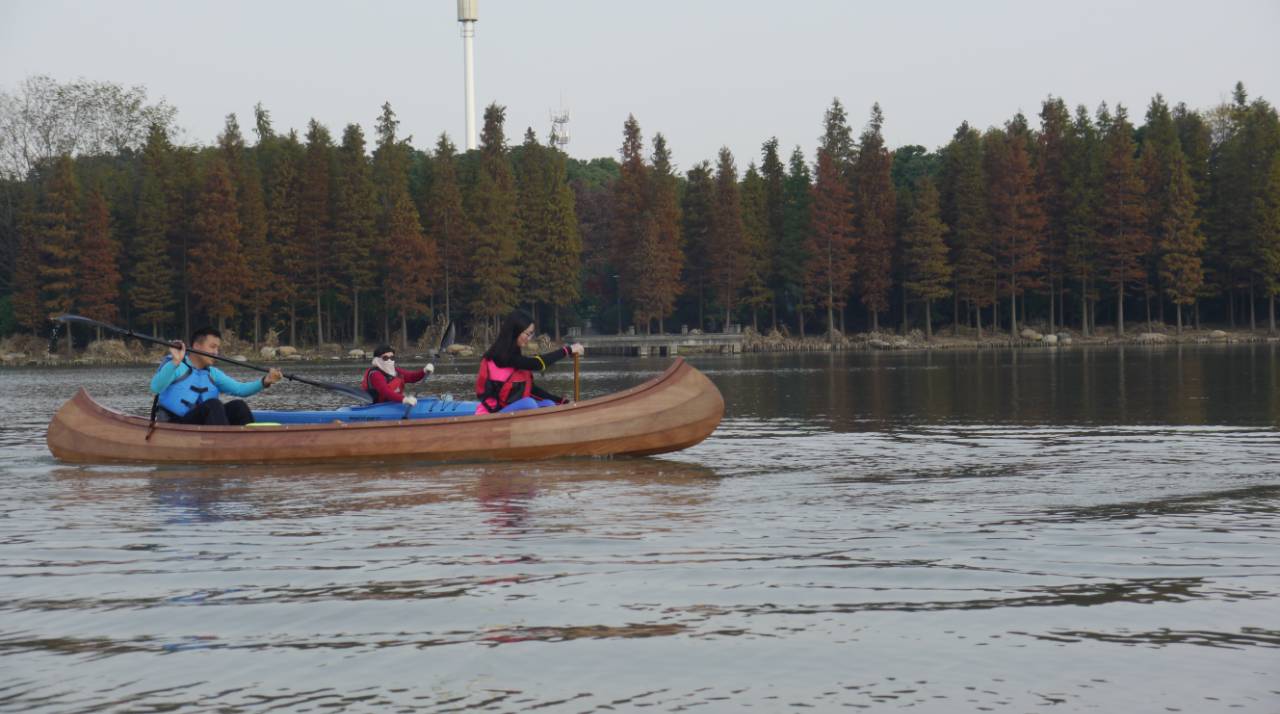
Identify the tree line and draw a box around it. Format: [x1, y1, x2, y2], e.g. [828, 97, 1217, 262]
[1, 77, 1278, 352]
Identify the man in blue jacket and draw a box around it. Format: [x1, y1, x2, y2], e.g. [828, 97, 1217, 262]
[150, 327, 283, 425]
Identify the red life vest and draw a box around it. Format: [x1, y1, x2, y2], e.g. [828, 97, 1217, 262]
[474, 358, 533, 414]
[361, 367, 406, 403]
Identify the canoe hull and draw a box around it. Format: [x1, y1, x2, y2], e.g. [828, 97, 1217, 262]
[46, 358, 723, 465]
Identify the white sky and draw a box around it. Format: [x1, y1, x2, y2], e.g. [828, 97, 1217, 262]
[2, 0, 1277, 171]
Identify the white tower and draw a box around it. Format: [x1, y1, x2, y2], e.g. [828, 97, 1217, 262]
[457, 0, 479, 151]
[549, 106, 570, 153]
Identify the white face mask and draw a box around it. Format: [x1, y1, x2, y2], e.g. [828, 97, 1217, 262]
[373, 355, 397, 374]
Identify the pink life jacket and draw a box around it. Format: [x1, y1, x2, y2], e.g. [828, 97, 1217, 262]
[474, 358, 533, 414]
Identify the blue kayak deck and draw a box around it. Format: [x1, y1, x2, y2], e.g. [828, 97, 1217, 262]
[253, 399, 480, 424]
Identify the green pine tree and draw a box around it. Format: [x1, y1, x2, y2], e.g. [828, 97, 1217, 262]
[648, 133, 683, 334]
[297, 119, 334, 344]
[710, 147, 746, 330]
[781, 147, 812, 336]
[37, 156, 80, 352]
[465, 103, 520, 339]
[740, 162, 771, 330]
[190, 155, 246, 333]
[681, 161, 715, 331]
[940, 122, 993, 337]
[129, 125, 177, 336]
[760, 138, 787, 329]
[1159, 150, 1206, 334]
[852, 103, 896, 330]
[1097, 106, 1150, 335]
[76, 186, 122, 333]
[425, 134, 469, 324]
[901, 176, 951, 339]
[332, 123, 378, 345]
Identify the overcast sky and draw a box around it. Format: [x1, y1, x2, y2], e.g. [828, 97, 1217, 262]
[3, 0, 1277, 171]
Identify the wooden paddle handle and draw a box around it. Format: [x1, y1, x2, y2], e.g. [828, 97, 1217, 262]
[573, 353, 580, 402]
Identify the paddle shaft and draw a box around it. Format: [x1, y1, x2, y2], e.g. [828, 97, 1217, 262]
[573, 353, 580, 402]
[54, 315, 371, 402]
[404, 321, 455, 418]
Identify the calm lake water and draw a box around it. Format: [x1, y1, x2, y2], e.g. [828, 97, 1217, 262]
[2, 347, 1278, 712]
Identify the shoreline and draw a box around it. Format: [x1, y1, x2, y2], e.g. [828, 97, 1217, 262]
[3, 325, 1279, 367]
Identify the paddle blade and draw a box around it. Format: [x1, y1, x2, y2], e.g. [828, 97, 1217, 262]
[328, 383, 375, 403]
[53, 314, 102, 328]
[435, 321, 456, 357]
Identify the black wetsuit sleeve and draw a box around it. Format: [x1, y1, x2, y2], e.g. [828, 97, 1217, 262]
[531, 384, 565, 404]
[500, 346, 570, 372]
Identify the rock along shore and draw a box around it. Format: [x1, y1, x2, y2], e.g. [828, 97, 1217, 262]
[2, 323, 1277, 367]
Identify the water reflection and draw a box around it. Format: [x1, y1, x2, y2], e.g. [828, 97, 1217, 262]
[49, 458, 722, 525]
[708, 344, 1280, 429]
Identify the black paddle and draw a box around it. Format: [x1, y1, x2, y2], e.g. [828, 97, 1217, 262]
[402, 321, 456, 418]
[54, 314, 373, 403]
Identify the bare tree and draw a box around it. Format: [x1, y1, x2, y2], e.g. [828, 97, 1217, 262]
[0, 75, 177, 179]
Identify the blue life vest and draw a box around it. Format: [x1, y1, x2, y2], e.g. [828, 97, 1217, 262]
[156, 358, 220, 417]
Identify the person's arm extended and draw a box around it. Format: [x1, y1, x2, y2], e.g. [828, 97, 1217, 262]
[149, 358, 184, 394]
[503, 346, 571, 372]
[209, 367, 266, 398]
[530, 384, 566, 404]
[398, 366, 426, 384]
[369, 370, 404, 403]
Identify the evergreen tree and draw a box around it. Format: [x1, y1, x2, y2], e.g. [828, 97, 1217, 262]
[541, 142, 583, 337]
[1240, 99, 1280, 330]
[332, 123, 378, 345]
[941, 122, 993, 336]
[781, 147, 812, 336]
[760, 137, 787, 328]
[76, 186, 121, 333]
[852, 103, 895, 330]
[1259, 150, 1280, 332]
[252, 103, 278, 192]
[1158, 150, 1206, 333]
[1063, 105, 1103, 334]
[709, 147, 746, 330]
[220, 113, 272, 345]
[36, 156, 80, 352]
[466, 103, 520, 338]
[985, 124, 1046, 337]
[1140, 94, 1184, 328]
[611, 115, 650, 332]
[740, 162, 771, 330]
[1174, 102, 1213, 212]
[1098, 106, 1149, 335]
[681, 161, 714, 331]
[425, 134, 469, 323]
[901, 176, 951, 339]
[268, 132, 304, 345]
[819, 98, 855, 170]
[383, 189, 437, 349]
[10, 193, 43, 334]
[805, 149, 855, 340]
[515, 130, 581, 334]
[190, 156, 245, 333]
[374, 103, 438, 346]
[297, 119, 334, 344]
[169, 148, 203, 340]
[1037, 97, 1072, 333]
[129, 124, 176, 336]
[648, 132, 683, 334]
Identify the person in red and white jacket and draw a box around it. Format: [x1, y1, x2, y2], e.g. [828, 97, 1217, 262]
[360, 344, 433, 406]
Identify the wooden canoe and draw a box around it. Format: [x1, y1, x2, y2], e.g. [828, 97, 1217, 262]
[47, 358, 723, 465]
